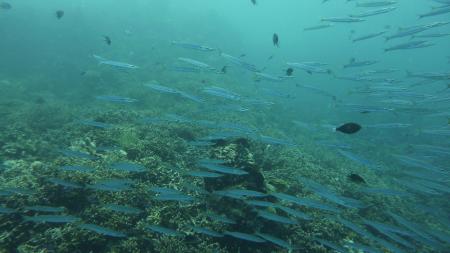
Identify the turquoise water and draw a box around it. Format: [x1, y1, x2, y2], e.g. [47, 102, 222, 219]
[0, 1, 449, 252]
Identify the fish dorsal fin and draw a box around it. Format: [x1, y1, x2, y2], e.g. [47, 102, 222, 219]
[349, 58, 355, 63]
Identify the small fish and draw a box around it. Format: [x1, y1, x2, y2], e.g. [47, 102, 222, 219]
[87, 179, 133, 192]
[171, 41, 215, 52]
[93, 55, 139, 69]
[257, 210, 298, 225]
[384, 40, 433, 52]
[198, 161, 248, 175]
[246, 200, 279, 208]
[24, 206, 65, 213]
[255, 233, 294, 250]
[277, 206, 311, 220]
[144, 82, 180, 94]
[338, 150, 381, 170]
[348, 173, 366, 184]
[221, 66, 227, 74]
[59, 149, 98, 160]
[169, 66, 200, 73]
[24, 215, 80, 223]
[153, 193, 194, 202]
[344, 58, 378, 68]
[255, 72, 284, 82]
[189, 226, 223, 237]
[334, 123, 362, 134]
[353, 31, 387, 42]
[185, 171, 224, 178]
[287, 62, 331, 75]
[419, 6, 450, 19]
[0, 206, 15, 214]
[78, 120, 114, 129]
[221, 53, 259, 72]
[314, 238, 350, 253]
[272, 193, 341, 213]
[48, 178, 83, 189]
[95, 95, 137, 103]
[214, 189, 267, 199]
[149, 187, 182, 195]
[0, 2, 11, 10]
[103, 35, 111, 45]
[286, 68, 294, 76]
[146, 225, 183, 236]
[304, 24, 333, 31]
[273, 33, 279, 47]
[177, 57, 215, 71]
[206, 213, 236, 224]
[251, 0, 257, 5]
[224, 231, 266, 243]
[321, 17, 365, 23]
[356, 1, 397, 7]
[110, 162, 146, 172]
[350, 7, 396, 18]
[1, 187, 34, 195]
[56, 10, 64, 19]
[412, 33, 450, 39]
[103, 204, 142, 214]
[59, 165, 94, 173]
[202, 86, 241, 101]
[78, 224, 126, 237]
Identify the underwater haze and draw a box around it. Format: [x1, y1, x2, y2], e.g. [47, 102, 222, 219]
[0, 0, 449, 252]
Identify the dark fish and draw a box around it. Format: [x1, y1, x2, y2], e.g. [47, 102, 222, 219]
[268, 55, 274, 60]
[286, 68, 294, 76]
[273, 33, 279, 47]
[103, 35, 111, 45]
[239, 54, 246, 57]
[0, 2, 12, 10]
[348, 173, 366, 184]
[56, 10, 64, 19]
[251, 0, 257, 5]
[221, 66, 227, 74]
[335, 123, 362, 134]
